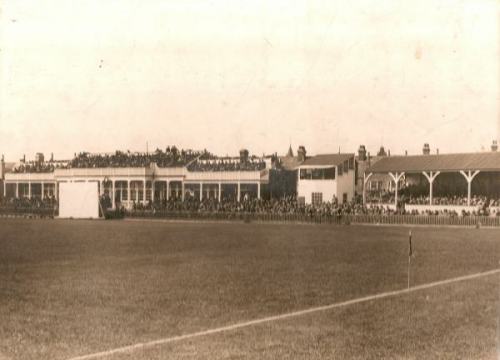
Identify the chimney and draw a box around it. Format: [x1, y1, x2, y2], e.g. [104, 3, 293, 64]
[358, 145, 367, 161]
[422, 143, 430, 155]
[388, 149, 391, 156]
[50, 153, 54, 162]
[297, 146, 307, 162]
[491, 140, 498, 152]
[239, 149, 249, 163]
[405, 150, 408, 156]
[35, 153, 44, 164]
[377, 146, 387, 157]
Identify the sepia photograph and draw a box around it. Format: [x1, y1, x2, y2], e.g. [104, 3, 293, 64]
[0, 0, 499, 359]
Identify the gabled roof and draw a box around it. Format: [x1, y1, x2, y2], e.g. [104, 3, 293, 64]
[368, 152, 500, 173]
[300, 153, 354, 167]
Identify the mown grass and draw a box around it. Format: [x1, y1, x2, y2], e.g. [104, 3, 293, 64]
[0, 219, 498, 359]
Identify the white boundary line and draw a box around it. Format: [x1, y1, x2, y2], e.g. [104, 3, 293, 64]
[68, 268, 500, 360]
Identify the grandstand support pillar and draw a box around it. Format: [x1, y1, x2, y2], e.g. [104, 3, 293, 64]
[181, 182, 185, 201]
[422, 171, 440, 205]
[127, 180, 131, 207]
[143, 180, 146, 205]
[199, 183, 203, 201]
[257, 182, 261, 199]
[218, 182, 221, 202]
[15, 182, 19, 198]
[388, 172, 405, 207]
[363, 172, 373, 205]
[111, 181, 115, 209]
[41, 182, 45, 200]
[237, 182, 241, 202]
[459, 170, 480, 206]
[28, 182, 32, 199]
[151, 181, 155, 203]
[3, 181, 6, 198]
[166, 181, 170, 201]
[55, 182, 58, 200]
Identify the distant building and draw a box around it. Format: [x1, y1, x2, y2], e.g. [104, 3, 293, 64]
[297, 153, 355, 205]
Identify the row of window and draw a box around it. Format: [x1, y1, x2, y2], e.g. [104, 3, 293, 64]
[299, 159, 355, 181]
[300, 167, 336, 180]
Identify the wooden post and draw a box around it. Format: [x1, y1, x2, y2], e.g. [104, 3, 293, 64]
[422, 171, 440, 205]
[389, 172, 405, 207]
[111, 180, 115, 209]
[459, 170, 480, 206]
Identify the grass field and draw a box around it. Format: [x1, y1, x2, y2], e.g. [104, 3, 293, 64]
[0, 219, 499, 360]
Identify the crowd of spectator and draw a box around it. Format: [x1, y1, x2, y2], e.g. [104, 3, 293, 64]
[11, 147, 207, 172]
[12, 162, 65, 173]
[187, 157, 266, 172]
[406, 195, 489, 207]
[367, 192, 500, 208]
[0, 196, 58, 210]
[2, 193, 500, 218]
[68, 147, 204, 169]
[116, 195, 500, 218]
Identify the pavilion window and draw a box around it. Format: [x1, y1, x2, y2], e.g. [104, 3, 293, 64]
[312, 168, 323, 179]
[300, 169, 313, 180]
[311, 192, 323, 205]
[145, 181, 152, 201]
[324, 167, 336, 179]
[130, 183, 137, 201]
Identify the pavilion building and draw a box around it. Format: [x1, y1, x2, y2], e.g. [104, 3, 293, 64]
[2, 153, 270, 208]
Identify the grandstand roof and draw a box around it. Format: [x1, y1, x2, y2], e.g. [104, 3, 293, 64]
[300, 153, 354, 167]
[368, 152, 500, 173]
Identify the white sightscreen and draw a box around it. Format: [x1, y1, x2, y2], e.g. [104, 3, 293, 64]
[59, 182, 100, 219]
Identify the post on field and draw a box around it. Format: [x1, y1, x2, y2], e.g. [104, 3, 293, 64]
[408, 229, 413, 290]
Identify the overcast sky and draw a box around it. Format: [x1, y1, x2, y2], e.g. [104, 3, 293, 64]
[1, 0, 498, 162]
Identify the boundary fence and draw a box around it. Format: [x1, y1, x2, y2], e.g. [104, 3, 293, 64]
[1, 207, 499, 226]
[123, 210, 500, 227]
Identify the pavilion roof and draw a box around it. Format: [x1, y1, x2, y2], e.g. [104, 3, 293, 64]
[367, 152, 500, 173]
[300, 153, 354, 167]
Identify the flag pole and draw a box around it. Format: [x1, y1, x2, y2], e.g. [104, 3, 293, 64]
[407, 250, 411, 290]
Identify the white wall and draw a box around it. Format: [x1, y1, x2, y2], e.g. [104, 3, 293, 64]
[297, 166, 355, 204]
[297, 179, 337, 204]
[59, 182, 99, 219]
[336, 169, 355, 203]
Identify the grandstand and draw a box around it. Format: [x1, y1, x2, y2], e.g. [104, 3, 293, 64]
[2, 142, 500, 218]
[2, 147, 270, 209]
[364, 142, 500, 216]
